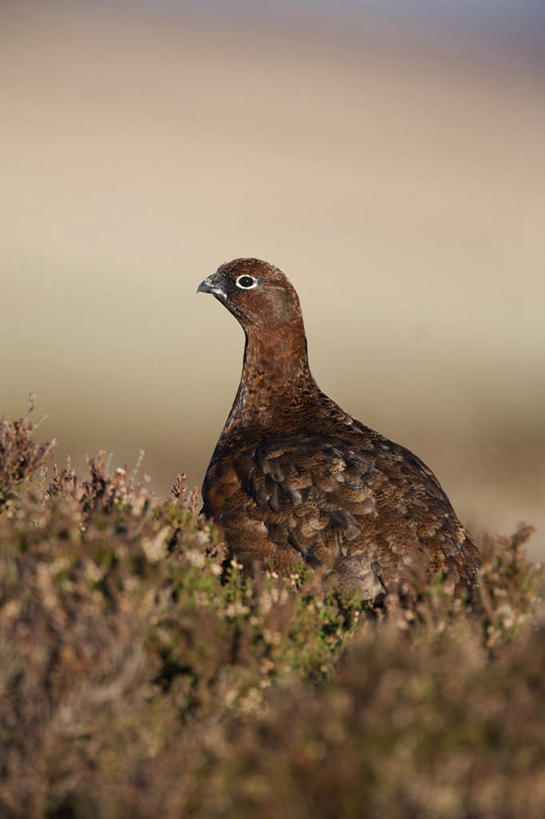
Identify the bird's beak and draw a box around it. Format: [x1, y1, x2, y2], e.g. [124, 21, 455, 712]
[197, 277, 213, 294]
[197, 273, 226, 299]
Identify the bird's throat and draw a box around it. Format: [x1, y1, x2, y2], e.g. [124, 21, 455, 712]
[224, 323, 317, 431]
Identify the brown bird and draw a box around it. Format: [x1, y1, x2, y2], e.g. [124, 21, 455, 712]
[198, 258, 479, 600]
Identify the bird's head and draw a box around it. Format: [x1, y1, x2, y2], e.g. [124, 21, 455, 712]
[197, 258, 302, 331]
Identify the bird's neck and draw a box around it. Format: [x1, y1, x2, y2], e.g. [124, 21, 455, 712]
[224, 321, 317, 432]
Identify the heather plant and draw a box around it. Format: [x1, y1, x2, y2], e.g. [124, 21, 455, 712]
[0, 405, 543, 818]
[0, 396, 55, 512]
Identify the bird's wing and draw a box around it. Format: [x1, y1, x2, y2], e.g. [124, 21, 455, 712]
[211, 434, 383, 595]
[207, 431, 477, 596]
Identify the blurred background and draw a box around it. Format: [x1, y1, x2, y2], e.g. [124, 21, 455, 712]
[1, 1, 544, 554]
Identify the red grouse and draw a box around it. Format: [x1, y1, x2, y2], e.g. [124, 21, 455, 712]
[198, 258, 479, 599]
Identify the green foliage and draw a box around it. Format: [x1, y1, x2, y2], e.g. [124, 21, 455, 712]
[0, 406, 543, 818]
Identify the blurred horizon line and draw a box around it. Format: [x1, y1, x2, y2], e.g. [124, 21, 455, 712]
[5, 0, 545, 66]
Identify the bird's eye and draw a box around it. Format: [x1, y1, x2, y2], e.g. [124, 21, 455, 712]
[236, 275, 257, 290]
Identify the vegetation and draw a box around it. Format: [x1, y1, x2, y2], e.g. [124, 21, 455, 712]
[1, 401, 543, 818]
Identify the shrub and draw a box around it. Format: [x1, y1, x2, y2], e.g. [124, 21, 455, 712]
[0, 405, 543, 818]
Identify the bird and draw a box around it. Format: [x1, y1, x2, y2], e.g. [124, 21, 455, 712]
[197, 258, 480, 600]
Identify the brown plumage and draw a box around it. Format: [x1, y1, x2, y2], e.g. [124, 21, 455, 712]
[198, 258, 479, 600]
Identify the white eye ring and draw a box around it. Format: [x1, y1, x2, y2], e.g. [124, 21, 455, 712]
[235, 275, 258, 290]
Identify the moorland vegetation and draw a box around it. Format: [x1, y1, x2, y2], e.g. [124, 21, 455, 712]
[0, 402, 543, 818]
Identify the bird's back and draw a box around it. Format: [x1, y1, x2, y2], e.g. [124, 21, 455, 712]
[203, 395, 479, 598]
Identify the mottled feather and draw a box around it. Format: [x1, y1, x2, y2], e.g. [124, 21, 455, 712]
[198, 258, 479, 600]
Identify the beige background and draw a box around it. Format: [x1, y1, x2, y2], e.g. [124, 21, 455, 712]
[2, 5, 544, 555]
